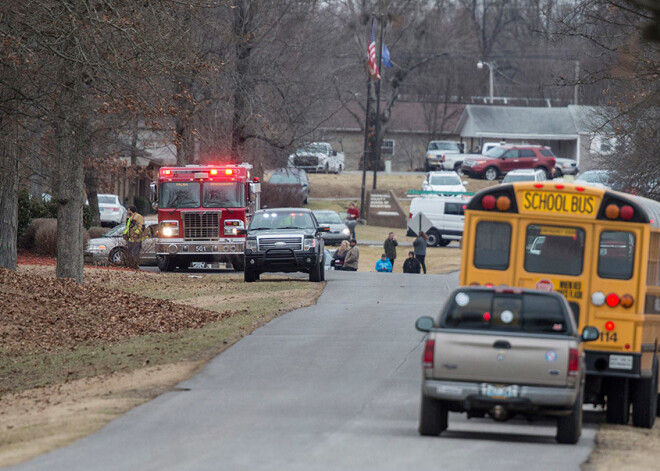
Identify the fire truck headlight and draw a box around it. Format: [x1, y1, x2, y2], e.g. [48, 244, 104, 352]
[160, 220, 179, 237]
[162, 227, 173, 237]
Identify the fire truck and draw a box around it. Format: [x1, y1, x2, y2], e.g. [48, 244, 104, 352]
[150, 163, 260, 272]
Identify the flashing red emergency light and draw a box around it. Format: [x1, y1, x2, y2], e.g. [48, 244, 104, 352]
[225, 169, 233, 175]
[605, 321, 615, 331]
[605, 293, 620, 308]
[164, 169, 172, 175]
[210, 169, 218, 175]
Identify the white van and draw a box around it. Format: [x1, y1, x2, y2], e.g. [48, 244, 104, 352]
[406, 196, 469, 247]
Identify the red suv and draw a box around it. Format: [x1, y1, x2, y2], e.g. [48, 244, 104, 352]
[460, 145, 556, 181]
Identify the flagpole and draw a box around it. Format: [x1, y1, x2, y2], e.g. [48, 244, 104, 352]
[359, 78, 372, 222]
[372, 16, 385, 190]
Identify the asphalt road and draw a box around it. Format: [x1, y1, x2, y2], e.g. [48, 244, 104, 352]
[12, 271, 599, 471]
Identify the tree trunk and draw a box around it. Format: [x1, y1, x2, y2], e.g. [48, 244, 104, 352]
[0, 119, 19, 271]
[128, 114, 139, 203]
[54, 83, 85, 283]
[84, 166, 101, 227]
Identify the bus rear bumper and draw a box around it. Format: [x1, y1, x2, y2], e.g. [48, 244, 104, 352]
[585, 350, 643, 378]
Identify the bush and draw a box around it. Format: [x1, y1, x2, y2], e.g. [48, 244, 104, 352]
[260, 182, 304, 208]
[20, 218, 52, 250]
[31, 219, 90, 257]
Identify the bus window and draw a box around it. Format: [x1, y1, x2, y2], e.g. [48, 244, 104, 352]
[474, 221, 511, 270]
[598, 231, 635, 280]
[524, 225, 585, 276]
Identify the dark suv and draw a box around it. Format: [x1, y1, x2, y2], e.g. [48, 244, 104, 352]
[242, 208, 327, 282]
[461, 145, 556, 181]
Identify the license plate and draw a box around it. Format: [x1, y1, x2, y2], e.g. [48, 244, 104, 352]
[194, 246, 209, 252]
[609, 355, 633, 370]
[481, 384, 520, 399]
[191, 262, 206, 269]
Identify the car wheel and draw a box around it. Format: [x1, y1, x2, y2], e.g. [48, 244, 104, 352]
[156, 255, 176, 272]
[556, 386, 583, 444]
[109, 247, 126, 266]
[244, 269, 257, 282]
[309, 261, 322, 282]
[232, 255, 245, 271]
[484, 167, 499, 181]
[631, 357, 658, 428]
[426, 229, 441, 247]
[555, 168, 563, 178]
[418, 394, 448, 436]
[438, 238, 451, 247]
[535, 166, 550, 180]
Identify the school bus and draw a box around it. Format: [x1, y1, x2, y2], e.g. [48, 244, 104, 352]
[460, 181, 660, 428]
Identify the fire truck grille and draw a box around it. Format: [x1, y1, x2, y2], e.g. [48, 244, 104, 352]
[293, 156, 318, 167]
[183, 212, 220, 240]
[258, 237, 303, 251]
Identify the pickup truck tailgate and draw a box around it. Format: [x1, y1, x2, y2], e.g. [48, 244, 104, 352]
[431, 332, 573, 387]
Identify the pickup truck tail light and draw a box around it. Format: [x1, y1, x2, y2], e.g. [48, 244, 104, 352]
[568, 348, 579, 376]
[423, 339, 435, 368]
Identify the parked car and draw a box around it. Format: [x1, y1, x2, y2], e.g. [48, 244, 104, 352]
[407, 196, 468, 247]
[84, 221, 158, 266]
[501, 168, 547, 183]
[554, 157, 579, 177]
[424, 140, 464, 172]
[97, 194, 127, 226]
[312, 210, 350, 245]
[415, 286, 599, 443]
[460, 145, 556, 181]
[242, 207, 328, 282]
[422, 171, 468, 194]
[268, 168, 310, 204]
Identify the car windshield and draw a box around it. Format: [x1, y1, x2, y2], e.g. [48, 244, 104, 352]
[429, 175, 461, 186]
[484, 147, 508, 158]
[202, 182, 244, 208]
[297, 143, 326, 153]
[104, 224, 126, 237]
[159, 182, 201, 209]
[270, 174, 301, 184]
[250, 211, 315, 230]
[503, 174, 535, 183]
[428, 142, 460, 151]
[441, 290, 571, 335]
[314, 212, 343, 224]
[98, 195, 117, 205]
[577, 171, 609, 184]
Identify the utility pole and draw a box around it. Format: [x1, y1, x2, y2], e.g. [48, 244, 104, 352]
[574, 60, 579, 105]
[359, 80, 372, 220]
[372, 16, 384, 190]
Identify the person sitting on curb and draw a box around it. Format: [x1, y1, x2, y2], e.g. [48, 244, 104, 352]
[342, 239, 359, 271]
[403, 251, 421, 274]
[375, 253, 393, 272]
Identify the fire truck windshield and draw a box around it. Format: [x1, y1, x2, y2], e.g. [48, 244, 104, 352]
[202, 182, 245, 208]
[159, 182, 201, 209]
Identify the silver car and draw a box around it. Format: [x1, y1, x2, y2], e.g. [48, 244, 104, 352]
[313, 210, 350, 245]
[84, 222, 158, 266]
[554, 157, 579, 177]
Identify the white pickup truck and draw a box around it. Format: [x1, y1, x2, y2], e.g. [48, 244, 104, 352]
[424, 140, 464, 172]
[288, 142, 344, 173]
[415, 286, 599, 443]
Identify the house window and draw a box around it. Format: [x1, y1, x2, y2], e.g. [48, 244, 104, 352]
[381, 139, 395, 156]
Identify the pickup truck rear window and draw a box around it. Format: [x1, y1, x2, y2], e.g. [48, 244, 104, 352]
[442, 291, 570, 335]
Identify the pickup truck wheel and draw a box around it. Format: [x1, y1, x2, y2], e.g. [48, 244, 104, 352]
[605, 377, 630, 424]
[438, 238, 451, 247]
[426, 229, 441, 247]
[484, 167, 499, 181]
[418, 395, 448, 436]
[244, 269, 257, 283]
[556, 387, 583, 444]
[631, 357, 658, 428]
[232, 255, 245, 271]
[320, 255, 326, 281]
[156, 255, 176, 272]
[309, 261, 322, 282]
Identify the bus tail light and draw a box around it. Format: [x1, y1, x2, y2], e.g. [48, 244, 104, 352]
[423, 339, 435, 368]
[605, 204, 620, 219]
[482, 195, 496, 210]
[620, 294, 634, 308]
[496, 196, 511, 211]
[620, 205, 634, 220]
[568, 348, 579, 376]
[591, 291, 605, 306]
[605, 293, 620, 307]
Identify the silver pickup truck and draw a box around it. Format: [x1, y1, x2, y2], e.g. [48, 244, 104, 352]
[415, 286, 599, 444]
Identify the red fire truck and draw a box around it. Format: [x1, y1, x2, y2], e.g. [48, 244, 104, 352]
[151, 163, 260, 272]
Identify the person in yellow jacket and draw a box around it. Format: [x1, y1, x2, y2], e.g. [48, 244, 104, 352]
[123, 206, 147, 268]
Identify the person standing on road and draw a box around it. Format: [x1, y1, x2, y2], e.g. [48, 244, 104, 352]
[123, 206, 147, 268]
[346, 202, 360, 240]
[383, 232, 398, 269]
[413, 231, 428, 274]
[375, 253, 393, 272]
[403, 251, 421, 274]
[342, 239, 359, 271]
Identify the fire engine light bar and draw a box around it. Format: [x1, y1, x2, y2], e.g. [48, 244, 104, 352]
[210, 169, 218, 175]
[225, 169, 233, 175]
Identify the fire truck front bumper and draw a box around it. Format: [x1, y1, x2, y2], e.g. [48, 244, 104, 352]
[156, 240, 244, 256]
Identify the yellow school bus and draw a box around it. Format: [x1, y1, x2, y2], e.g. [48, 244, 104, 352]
[460, 181, 660, 428]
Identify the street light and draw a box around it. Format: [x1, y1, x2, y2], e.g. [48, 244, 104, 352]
[477, 60, 494, 104]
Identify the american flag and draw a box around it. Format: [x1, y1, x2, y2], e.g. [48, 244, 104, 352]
[367, 18, 380, 80]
